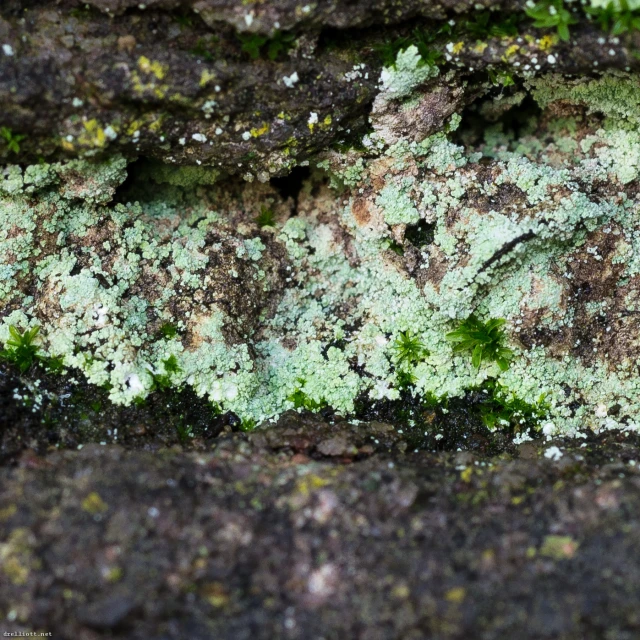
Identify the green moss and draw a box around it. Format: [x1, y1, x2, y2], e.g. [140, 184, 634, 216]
[446, 317, 514, 372]
[392, 331, 429, 368]
[0, 326, 41, 374]
[288, 381, 327, 411]
[0, 128, 26, 155]
[236, 31, 296, 61]
[159, 323, 179, 339]
[152, 355, 182, 391]
[460, 11, 523, 38]
[375, 26, 447, 69]
[585, 0, 640, 34]
[255, 206, 276, 228]
[477, 380, 549, 433]
[525, 0, 577, 41]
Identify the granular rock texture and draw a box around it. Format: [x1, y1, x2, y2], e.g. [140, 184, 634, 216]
[0, 1, 639, 177]
[4, 1, 640, 637]
[5, 70, 640, 434]
[2, 415, 640, 639]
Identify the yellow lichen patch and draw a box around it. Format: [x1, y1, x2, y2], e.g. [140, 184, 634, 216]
[250, 123, 270, 138]
[473, 41, 488, 54]
[126, 119, 145, 136]
[392, 583, 410, 599]
[131, 71, 169, 99]
[0, 504, 17, 520]
[81, 491, 108, 515]
[148, 115, 164, 132]
[540, 535, 578, 560]
[137, 56, 167, 80]
[0, 528, 35, 586]
[295, 473, 330, 497]
[199, 69, 217, 88]
[78, 119, 107, 148]
[323, 115, 332, 127]
[445, 587, 466, 603]
[460, 466, 473, 482]
[3, 556, 29, 585]
[502, 44, 520, 61]
[104, 566, 123, 582]
[202, 582, 230, 608]
[538, 34, 557, 51]
[452, 41, 464, 55]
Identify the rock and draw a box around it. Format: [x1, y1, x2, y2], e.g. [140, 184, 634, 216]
[316, 435, 358, 457]
[2, 425, 640, 638]
[78, 594, 138, 629]
[0, 3, 638, 175]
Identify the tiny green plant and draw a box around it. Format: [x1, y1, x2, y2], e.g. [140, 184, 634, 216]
[159, 322, 179, 339]
[392, 330, 429, 367]
[411, 29, 445, 67]
[175, 12, 193, 28]
[387, 240, 405, 256]
[446, 316, 513, 371]
[152, 354, 182, 390]
[237, 31, 296, 60]
[0, 127, 26, 154]
[0, 326, 41, 373]
[396, 368, 417, 389]
[175, 420, 193, 444]
[478, 381, 549, 432]
[43, 355, 65, 374]
[488, 68, 516, 88]
[288, 380, 326, 411]
[585, 0, 640, 34]
[525, 0, 577, 41]
[239, 417, 257, 432]
[70, 6, 92, 18]
[190, 38, 215, 62]
[255, 206, 276, 228]
[461, 11, 523, 39]
[374, 24, 449, 68]
[374, 36, 412, 67]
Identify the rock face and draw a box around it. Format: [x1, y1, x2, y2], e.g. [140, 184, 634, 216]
[0, 1, 639, 178]
[5, 68, 640, 436]
[2, 415, 640, 639]
[5, 1, 640, 638]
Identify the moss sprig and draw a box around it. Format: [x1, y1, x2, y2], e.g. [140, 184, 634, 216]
[446, 316, 513, 371]
[525, 0, 577, 41]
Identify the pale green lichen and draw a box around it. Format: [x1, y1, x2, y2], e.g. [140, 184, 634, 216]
[529, 73, 640, 125]
[3, 72, 640, 437]
[376, 182, 420, 225]
[378, 45, 439, 101]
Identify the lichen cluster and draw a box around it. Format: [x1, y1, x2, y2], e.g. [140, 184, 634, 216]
[4, 65, 640, 437]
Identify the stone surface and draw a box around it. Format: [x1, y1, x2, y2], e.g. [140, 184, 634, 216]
[0, 3, 638, 177]
[3, 2, 640, 637]
[1, 415, 640, 639]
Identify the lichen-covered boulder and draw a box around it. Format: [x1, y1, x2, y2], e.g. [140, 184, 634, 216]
[4, 68, 640, 439]
[0, 159, 289, 408]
